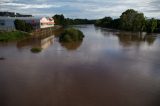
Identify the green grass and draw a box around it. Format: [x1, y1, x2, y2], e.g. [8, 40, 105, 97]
[59, 28, 84, 42]
[0, 31, 30, 42]
[30, 47, 42, 53]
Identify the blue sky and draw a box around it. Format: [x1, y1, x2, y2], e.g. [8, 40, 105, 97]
[0, 0, 160, 19]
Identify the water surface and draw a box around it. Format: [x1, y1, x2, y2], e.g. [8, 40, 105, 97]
[0, 25, 160, 106]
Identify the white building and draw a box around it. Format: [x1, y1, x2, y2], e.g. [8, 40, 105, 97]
[40, 17, 55, 28]
[0, 17, 55, 31]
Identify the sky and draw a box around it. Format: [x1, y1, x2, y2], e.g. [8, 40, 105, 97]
[0, 0, 160, 19]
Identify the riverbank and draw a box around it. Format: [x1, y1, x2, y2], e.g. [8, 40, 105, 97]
[0, 25, 62, 42]
[0, 31, 30, 41]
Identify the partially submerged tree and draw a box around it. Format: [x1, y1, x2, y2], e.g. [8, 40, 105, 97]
[146, 18, 157, 33]
[59, 28, 84, 42]
[120, 9, 145, 31]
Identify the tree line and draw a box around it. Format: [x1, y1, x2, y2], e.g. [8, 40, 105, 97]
[52, 14, 95, 26]
[14, 9, 160, 33]
[53, 9, 160, 33]
[95, 9, 160, 33]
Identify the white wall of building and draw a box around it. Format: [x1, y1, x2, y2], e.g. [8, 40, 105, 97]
[40, 17, 54, 29]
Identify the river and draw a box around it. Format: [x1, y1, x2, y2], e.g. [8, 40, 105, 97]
[0, 25, 160, 106]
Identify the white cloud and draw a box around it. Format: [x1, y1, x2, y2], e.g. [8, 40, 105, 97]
[0, 0, 160, 19]
[0, 0, 13, 3]
[0, 3, 62, 9]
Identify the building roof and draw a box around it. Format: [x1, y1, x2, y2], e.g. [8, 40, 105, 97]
[0, 12, 32, 17]
[0, 16, 40, 21]
[40, 17, 54, 23]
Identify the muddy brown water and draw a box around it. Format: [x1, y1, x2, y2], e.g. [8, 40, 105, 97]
[0, 25, 160, 106]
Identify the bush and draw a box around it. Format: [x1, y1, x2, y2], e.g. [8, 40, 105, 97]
[59, 28, 84, 42]
[30, 47, 42, 53]
[120, 9, 145, 32]
[14, 19, 33, 32]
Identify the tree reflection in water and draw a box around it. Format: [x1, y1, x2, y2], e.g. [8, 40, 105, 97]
[60, 41, 83, 51]
[117, 32, 156, 46]
[95, 26, 157, 47]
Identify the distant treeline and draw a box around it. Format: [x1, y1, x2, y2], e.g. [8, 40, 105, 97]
[53, 9, 160, 33]
[53, 14, 95, 26]
[95, 9, 160, 33]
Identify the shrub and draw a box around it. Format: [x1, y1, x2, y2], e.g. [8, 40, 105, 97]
[59, 28, 84, 42]
[14, 19, 33, 32]
[30, 47, 42, 53]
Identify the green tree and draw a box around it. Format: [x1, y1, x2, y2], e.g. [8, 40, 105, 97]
[14, 19, 26, 31]
[53, 14, 66, 25]
[120, 9, 145, 31]
[59, 28, 84, 42]
[53, 14, 95, 26]
[14, 19, 33, 32]
[111, 18, 120, 29]
[95, 17, 113, 27]
[146, 18, 157, 33]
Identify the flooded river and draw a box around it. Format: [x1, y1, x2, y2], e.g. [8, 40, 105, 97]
[0, 25, 160, 106]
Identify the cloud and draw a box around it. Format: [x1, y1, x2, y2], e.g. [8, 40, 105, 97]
[0, 0, 13, 4]
[0, 0, 160, 19]
[0, 3, 61, 9]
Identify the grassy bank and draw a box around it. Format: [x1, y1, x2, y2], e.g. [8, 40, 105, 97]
[0, 31, 30, 41]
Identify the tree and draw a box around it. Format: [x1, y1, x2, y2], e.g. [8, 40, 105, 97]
[14, 19, 33, 32]
[111, 18, 120, 29]
[53, 14, 95, 26]
[120, 9, 145, 31]
[53, 14, 66, 25]
[14, 19, 26, 31]
[95, 17, 113, 27]
[59, 28, 84, 42]
[25, 23, 33, 32]
[146, 18, 157, 33]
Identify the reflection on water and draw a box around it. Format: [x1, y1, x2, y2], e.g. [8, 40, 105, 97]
[60, 41, 83, 51]
[117, 32, 156, 46]
[0, 25, 160, 106]
[17, 35, 54, 50]
[52, 27, 64, 37]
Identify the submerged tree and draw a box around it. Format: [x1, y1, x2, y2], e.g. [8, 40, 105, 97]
[120, 9, 145, 32]
[146, 18, 157, 33]
[59, 28, 84, 42]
